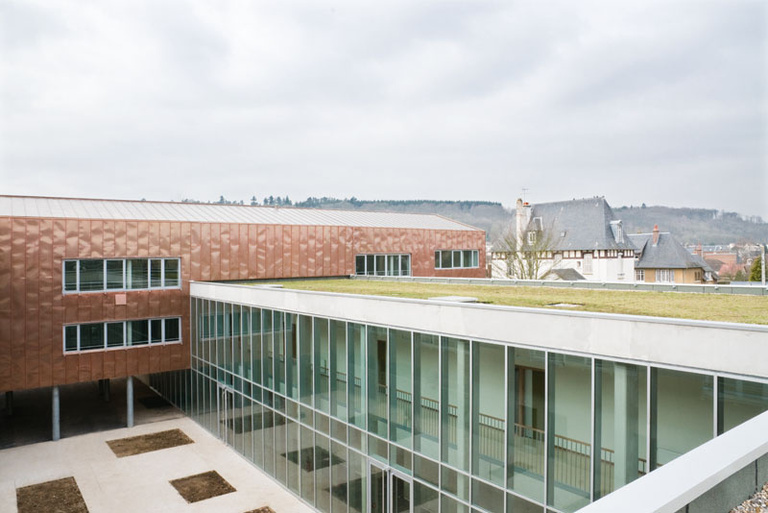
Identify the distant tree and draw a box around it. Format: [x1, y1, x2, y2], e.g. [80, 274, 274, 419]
[493, 222, 557, 280]
[750, 255, 764, 281]
[734, 270, 747, 281]
[250, 196, 258, 206]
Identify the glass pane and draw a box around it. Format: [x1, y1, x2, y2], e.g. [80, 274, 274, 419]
[507, 493, 544, 513]
[286, 418, 300, 494]
[263, 310, 274, 390]
[415, 454, 439, 487]
[79, 322, 104, 350]
[472, 341, 505, 486]
[128, 259, 148, 289]
[435, 252, 441, 268]
[441, 494, 469, 513]
[415, 333, 440, 459]
[331, 441, 348, 511]
[251, 308, 262, 385]
[331, 319, 347, 421]
[348, 322, 366, 429]
[371, 464, 387, 513]
[107, 322, 124, 347]
[275, 412, 287, 484]
[64, 261, 78, 292]
[164, 258, 179, 287]
[315, 434, 332, 512]
[442, 337, 470, 471]
[64, 325, 78, 351]
[106, 260, 124, 289]
[128, 319, 149, 346]
[441, 251, 452, 269]
[414, 481, 439, 513]
[314, 318, 330, 413]
[300, 424, 314, 502]
[401, 255, 411, 276]
[718, 377, 768, 434]
[275, 312, 286, 394]
[150, 319, 163, 343]
[509, 348, 546, 502]
[463, 251, 473, 268]
[393, 475, 410, 513]
[375, 255, 386, 276]
[368, 325, 388, 437]
[388, 255, 398, 276]
[298, 315, 313, 405]
[547, 354, 591, 512]
[472, 479, 503, 512]
[472, 251, 479, 268]
[79, 260, 104, 291]
[348, 450, 367, 513]
[390, 329, 412, 448]
[453, 251, 461, 268]
[150, 259, 163, 287]
[356, 255, 366, 275]
[595, 361, 647, 499]
[367, 255, 375, 276]
[286, 314, 298, 400]
[651, 368, 713, 468]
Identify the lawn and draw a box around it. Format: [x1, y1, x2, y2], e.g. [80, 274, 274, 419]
[262, 279, 768, 325]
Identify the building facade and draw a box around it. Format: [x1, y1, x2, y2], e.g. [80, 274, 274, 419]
[490, 198, 636, 282]
[147, 283, 768, 513]
[629, 227, 717, 284]
[0, 195, 485, 396]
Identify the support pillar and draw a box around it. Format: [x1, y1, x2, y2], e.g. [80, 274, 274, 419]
[614, 363, 639, 488]
[126, 376, 134, 428]
[52, 386, 60, 441]
[5, 391, 13, 416]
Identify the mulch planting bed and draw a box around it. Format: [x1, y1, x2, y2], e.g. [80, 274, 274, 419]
[16, 476, 89, 513]
[244, 507, 276, 513]
[106, 428, 194, 457]
[170, 470, 236, 503]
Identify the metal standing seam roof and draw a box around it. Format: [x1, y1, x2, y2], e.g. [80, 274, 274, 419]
[0, 195, 482, 231]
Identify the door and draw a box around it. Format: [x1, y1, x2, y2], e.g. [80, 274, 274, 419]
[218, 385, 235, 445]
[369, 461, 412, 513]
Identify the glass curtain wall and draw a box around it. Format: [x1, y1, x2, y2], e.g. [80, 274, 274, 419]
[183, 298, 768, 513]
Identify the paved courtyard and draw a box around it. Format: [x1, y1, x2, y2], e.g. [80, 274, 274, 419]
[0, 412, 313, 512]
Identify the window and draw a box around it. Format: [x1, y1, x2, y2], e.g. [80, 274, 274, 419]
[656, 269, 675, 283]
[63, 317, 181, 352]
[583, 253, 593, 274]
[527, 231, 537, 244]
[62, 258, 181, 293]
[434, 250, 479, 269]
[355, 254, 411, 276]
[635, 269, 645, 282]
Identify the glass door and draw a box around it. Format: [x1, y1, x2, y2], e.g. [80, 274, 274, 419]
[218, 384, 235, 445]
[369, 461, 412, 513]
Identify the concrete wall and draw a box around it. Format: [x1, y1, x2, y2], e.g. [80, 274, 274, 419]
[191, 283, 768, 380]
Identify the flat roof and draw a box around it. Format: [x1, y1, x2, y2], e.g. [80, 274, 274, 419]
[0, 195, 482, 231]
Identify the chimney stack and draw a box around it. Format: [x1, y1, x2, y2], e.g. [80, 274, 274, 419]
[652, 225, 660, 245]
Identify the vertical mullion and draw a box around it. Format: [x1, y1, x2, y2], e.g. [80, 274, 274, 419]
[544, 350, 550, 507]
[712, 373, 719, 438]
[590, 358, 596, 502]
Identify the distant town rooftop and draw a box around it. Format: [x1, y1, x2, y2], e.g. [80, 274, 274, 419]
[249, 278, 768, 325]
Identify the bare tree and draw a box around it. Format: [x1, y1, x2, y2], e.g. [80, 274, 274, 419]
[492, 222, 557, 280]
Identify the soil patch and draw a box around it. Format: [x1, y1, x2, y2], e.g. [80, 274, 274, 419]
[170, 470, 236, 503]
[16, 476, 88, 513]
[244, 507, 276, 513]
[107, 428, 193, 457]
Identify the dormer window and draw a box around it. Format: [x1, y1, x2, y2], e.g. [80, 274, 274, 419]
[527, 231, 537, 244]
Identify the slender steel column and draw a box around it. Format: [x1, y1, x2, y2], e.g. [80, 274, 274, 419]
[52, 386, 61, 441]
[126, 376, 134, 428]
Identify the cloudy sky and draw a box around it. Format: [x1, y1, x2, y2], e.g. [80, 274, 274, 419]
[1, 1, 766, 218]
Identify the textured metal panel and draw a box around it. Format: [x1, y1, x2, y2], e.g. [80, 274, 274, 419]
[239, 224, 249, 280]
[210, 224, 221, 280]
[306, 225, 315, 277]
[219, 223, 230, 281]
[330, 226, 339, 276]
[248, 225, 259, 278]
[0, 196, 481, 231]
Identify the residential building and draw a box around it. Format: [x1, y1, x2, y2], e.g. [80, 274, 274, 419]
[629, 226, 717, 284]
[490, 198, 636, 282]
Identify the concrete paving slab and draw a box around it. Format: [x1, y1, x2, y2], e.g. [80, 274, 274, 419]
[0, 417, 314, 513]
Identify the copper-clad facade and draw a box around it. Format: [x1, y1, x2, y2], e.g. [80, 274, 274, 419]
[0, 198, 485, 392]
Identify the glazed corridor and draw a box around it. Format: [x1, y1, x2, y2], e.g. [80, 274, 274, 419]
[148, 297, 768, 513]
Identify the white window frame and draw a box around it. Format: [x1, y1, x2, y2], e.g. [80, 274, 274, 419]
[62, 257, 181, 294]
[63, 317, 182, 353]
[355, 253, 411, 277]
[434, 249, 480, 269]
[656, 269, 675, 283]
[635, 269, 645, 282]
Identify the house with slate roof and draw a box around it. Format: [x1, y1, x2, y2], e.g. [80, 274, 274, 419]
[490, 197, 637, 281]
[629, 226, 718, 283]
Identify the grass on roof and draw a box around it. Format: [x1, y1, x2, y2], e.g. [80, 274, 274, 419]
[263, 279, 768, 325]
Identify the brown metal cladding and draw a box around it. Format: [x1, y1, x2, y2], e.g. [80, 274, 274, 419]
[0, 213, 484, 392]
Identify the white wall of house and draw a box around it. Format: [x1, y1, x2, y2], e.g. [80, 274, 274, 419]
[489, 253, 636, 282]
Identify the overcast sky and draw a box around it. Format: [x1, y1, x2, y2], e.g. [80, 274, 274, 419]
[2, 1, 766, 218]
